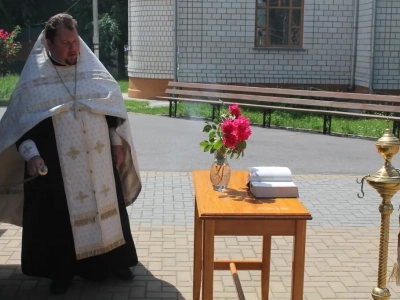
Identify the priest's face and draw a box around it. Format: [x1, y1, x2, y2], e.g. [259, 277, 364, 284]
[47, 27, 80, 65]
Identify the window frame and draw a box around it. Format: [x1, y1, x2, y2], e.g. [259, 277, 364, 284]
[255, 0, 304, 48]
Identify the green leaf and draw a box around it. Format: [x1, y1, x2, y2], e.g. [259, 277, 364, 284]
[203, 124, 212, 132]
[214, 139, 223, 149]
[204, 144, 212, 152]
[209, 131, 216, 140]
[199, 141, 210, 148]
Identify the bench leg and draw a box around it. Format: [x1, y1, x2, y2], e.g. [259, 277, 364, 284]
[263, 109, 272, 128]
[168, 101, 172, 117]
[174, 100, 177, 117]
[393, 121, 400, 138]
[168, 100, 178, 117]
[323, 115, 332, 135]
[268, 110, 272, 128]
[211, 104, 221, 121]
[263, 110, 266, 128]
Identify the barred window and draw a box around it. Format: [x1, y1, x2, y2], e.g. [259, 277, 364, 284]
[255, 0, 303, 47]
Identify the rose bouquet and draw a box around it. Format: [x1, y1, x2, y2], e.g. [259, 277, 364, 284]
[200, 104, 252, 158]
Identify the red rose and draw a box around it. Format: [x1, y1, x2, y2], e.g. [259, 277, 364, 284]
[228, 104, 241, 118]
[223, 133, 238, 149]
[221, 120, 235, 134]
[237, 127, 252, 141]
[234, 116, 250, 130]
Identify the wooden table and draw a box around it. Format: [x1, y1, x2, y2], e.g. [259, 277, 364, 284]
[192, 170, 312, 300]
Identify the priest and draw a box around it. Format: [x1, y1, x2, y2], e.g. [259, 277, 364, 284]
[0, 13, 142, 295]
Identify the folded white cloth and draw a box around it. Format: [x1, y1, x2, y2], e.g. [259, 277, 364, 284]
[18, 140, 40, 162]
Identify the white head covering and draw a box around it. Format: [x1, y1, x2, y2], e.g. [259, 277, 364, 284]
[0, 31, 141, 226]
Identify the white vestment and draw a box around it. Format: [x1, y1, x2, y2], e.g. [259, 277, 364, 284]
[0, 31, 141, 259]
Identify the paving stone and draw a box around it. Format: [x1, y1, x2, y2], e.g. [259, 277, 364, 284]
[1, 173, 400, 299]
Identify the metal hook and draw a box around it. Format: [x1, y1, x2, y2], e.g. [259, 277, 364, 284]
[356, 175, 368, 198]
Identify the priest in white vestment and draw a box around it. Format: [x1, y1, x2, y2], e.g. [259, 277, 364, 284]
[0, 13, 141, 295]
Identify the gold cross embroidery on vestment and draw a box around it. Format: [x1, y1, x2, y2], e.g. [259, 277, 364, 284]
[76, 191, 88, 203]
[94, 141, 105, 154]
[101, 185, 110, 197]
[66, 147, 80, 160]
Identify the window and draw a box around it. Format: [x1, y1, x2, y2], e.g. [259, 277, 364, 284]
[255, 0, 303, 47]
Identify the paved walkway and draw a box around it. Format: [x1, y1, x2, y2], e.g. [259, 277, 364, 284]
[2, 108, 400, 299]
[2, 172, 400, 299]
[121, 93, 169, 107]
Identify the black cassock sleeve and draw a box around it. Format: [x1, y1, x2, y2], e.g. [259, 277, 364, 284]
[106, 115, 117, 128]
[15, 117, 64, 192]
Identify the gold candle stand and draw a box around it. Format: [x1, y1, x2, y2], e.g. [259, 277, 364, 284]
[358, 128, 400, 300]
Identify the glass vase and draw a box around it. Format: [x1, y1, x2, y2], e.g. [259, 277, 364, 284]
[210, 150, 231, 192]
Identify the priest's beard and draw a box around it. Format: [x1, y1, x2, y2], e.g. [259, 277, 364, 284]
[65, 56, 78, 66]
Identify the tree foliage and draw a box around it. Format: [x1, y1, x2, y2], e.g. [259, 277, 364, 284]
[0, 0, 128, 77]
[0, 0, 69, 30]
[67, 0, 128, 76]
[98, 14, 121, 68]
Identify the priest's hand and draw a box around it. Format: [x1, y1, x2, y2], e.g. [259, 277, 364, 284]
[112, 145, 124, 167]
[27, 155, 46, 176]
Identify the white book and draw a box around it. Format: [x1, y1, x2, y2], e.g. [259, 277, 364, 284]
[248, 166, 299, 198]
[248, 166, 293, 182]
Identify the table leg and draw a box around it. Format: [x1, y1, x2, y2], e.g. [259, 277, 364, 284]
[202, 220, 215, 300]
[193, 199, 202, 300]
[261, 235, 271, 300]
[292, 220, 307, 300]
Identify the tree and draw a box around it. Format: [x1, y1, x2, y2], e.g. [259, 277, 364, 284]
[0, 0, 69, 30]
[0, 0, 129, 77]
[98, 14, 121, 69]
[70, 0, 128, 77]
[106, 0, 128, 78]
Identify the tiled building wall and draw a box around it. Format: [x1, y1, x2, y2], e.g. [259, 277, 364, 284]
[127, 0, 400, 91]
[177, 0, 355, 87]
[127, 0, 174, 79]
[355, 0, 373, 90]
[373, 0, 400, 90]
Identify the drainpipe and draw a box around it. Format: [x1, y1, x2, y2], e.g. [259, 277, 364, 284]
[92, 0, 99, 58]
[173, 0, 178, 81]
[369, 0, 377, 94]
[349, 0, 359, 91]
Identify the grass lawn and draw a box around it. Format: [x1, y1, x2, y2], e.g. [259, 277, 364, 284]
[0, 74, 19, 102]
[116, 77, 129, 93]
[0, 74, 392, 138]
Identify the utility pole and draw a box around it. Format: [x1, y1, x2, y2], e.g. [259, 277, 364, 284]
[93, 0, 99, 58]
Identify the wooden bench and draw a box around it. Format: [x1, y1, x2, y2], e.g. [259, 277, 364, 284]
[156, 82, 400, 136]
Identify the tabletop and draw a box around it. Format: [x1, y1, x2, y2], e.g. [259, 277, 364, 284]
[192, 170, 312, 220]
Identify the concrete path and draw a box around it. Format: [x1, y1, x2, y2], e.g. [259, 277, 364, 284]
[122, 93, 169, 108]
[1, 107, 400, 299]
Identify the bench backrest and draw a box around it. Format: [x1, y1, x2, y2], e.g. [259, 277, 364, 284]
[166, 82, 400, 114]
[168, 82, 400, 103]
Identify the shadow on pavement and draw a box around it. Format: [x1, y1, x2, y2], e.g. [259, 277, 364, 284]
[0, 262, 185, 300]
